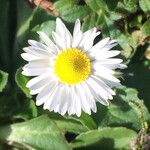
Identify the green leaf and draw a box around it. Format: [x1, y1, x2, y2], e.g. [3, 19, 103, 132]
[38, 111, 88, 134]
[53, 0, 78, 13]
[82, 13, 97, 32]
[92, 86, 150, 131]
[0, 115, 71, 150]
[105, 0, 119, 10]
[86, 0, 107, 13]
[139, 0, 150, 13]
[30, 8, 55, 29]
[32, 20, 56, 39]
[116, 0, 138, 14]
[62, 5, 91, 22]
[141, 19, 150, 37]
[0, 70, 8, 92]
[13, 98, 38, 120]
[70, 127, 137, 149]
[52, 116, 88, 134]
[15, 68, 31, 98]
[66, 112, 97, 130]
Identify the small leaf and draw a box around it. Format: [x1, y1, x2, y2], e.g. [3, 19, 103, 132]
[105, 0, 119, 10]
[82, 13, 97, 32]
[32, 20, 56, 39]
[0, 70, 8, 92]
[139, 0, 150, 13]
[141, 19, 150, 37]
[0, 115, 71, 150]
[92, 86, 150, 131]
[66, 112, 97, 130]
[86, 0, 107, 13]
[53, 0, 78, 13]
[62, 5, 91, 22]
[13, 98, 38, 120]
[15, 68, 31, 98]
[116, 0, 138, 13]
[71, 127, 137, 149]
[53, 116, 88, 134]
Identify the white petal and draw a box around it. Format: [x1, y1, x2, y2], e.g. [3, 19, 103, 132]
[22, 67, 51, 76]
[37, 31, 59, 54]
[53, 85, 66, 114]
[52, 32, 66, 50]
[44, 83, 61, 110]
[28, 40, 52, 52]
[30, 83, 49, 95]
[72, 19, 82, 48]
[82, 82, 97, 113]
[96, 58, 123, 64]
[78, 28, 98, 51]
[21, 53, 40, 61]
[50, 85, 66, 112]
[92, 62, 115, 74]
[55, 18, 72, 49]
[36, 80, 58, 106]
[85, 80, 109, 106]
[27, 74, 50, 88]
[28, 77, 51, 92]
[102, 63, 127, 69]
[43, 89, 57, 110]
[89, 37, 110, 52]
[91, 75, 116, 96]
[90, 50, 120, 60]
[60, 85, 70, 115]
[75, 84, 91, 115]
[95, 71, 120, 83]
[86, 77, 109, 100]
[89, 38, 117, 55]
[23, 46, 53, 58]
[68, 86, 76, 115]
[83, 31, 100, 52]
[73, 19, 81, 36]
[24, 59, 51, 69]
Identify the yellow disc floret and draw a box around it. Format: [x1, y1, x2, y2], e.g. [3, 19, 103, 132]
[54, 48, 91, 84]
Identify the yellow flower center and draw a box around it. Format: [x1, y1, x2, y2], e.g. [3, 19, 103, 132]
[54, 48, 91, 84]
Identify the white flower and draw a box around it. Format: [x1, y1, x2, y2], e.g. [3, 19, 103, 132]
[21, 18, 126, 117]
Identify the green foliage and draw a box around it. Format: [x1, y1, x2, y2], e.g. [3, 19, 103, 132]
[141, 19, 150, 36]
[0, 0, 150, 149]
[139, 0, 150, 13]
[0, 115, 71, 150]
[92, 87, 150, 131]
[0, 70, 8, 92]
[15, 68, 31, 98]
[13, 98, 38, 120]
[71, 127, 137, 149]
[53, 0, 78, 13]
[62, 5, 91, 22]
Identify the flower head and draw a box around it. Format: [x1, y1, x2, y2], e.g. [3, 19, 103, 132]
[21, 18, 126, 117]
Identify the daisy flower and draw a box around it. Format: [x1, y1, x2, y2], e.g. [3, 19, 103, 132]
[21, 18, 126, 117]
